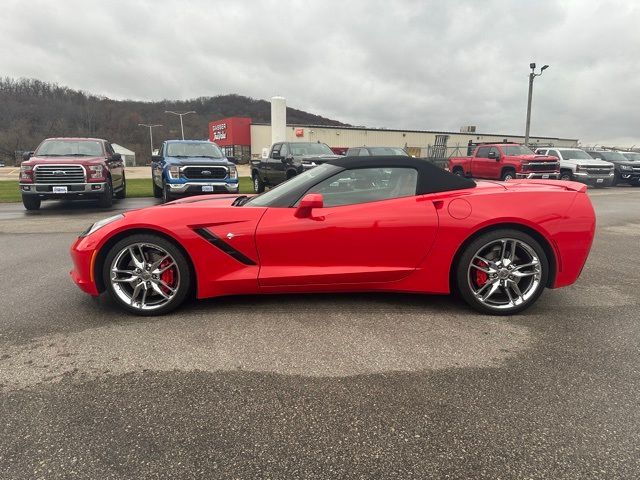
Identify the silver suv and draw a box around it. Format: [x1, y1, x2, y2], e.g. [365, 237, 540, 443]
[535, 147, 614, 187]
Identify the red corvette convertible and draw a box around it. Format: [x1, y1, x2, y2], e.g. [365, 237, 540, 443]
[70, 156, 595, 316]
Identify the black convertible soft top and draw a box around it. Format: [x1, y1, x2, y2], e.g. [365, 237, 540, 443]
[328, 156, 476, 194]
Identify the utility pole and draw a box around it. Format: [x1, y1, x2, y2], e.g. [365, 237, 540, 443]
[524, 63, 549, 146]
[138, 124, 163, 160]
[165, 111, 196, 140]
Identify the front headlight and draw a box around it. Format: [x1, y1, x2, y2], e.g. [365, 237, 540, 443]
[168, 165, 181, 179]
[80, 214, 124, 237]
[620, 164, 632, 171]
[228, 166, 238, 179]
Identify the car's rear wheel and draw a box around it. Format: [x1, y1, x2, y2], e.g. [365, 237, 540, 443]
[152, 180, 162, 198]
[103, 234, 191, 315]
[559, 170, 573, 181]
[456, 229, 549, 315]
[452, 167, 464, 177]
[22, 195, 41, 211]
[162, 181, 173, 203]
[253, 174, 265, 193]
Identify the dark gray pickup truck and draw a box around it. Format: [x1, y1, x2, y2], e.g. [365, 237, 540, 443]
[250, 141, 340, 192]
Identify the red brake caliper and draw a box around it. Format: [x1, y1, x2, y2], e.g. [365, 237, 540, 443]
[475, 260, 488, 287]
[159, 259, 175, 294]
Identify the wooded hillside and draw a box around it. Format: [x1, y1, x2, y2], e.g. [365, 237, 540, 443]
[0, 78, 347, 164]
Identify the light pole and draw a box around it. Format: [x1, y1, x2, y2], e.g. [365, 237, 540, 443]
[165, 110, 196, 140]
[138, 124, 163, 159]
[524, 63, 549, 146]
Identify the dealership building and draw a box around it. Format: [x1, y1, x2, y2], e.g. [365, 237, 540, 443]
[208, 104, 578, 162]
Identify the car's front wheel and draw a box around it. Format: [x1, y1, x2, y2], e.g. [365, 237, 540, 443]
[98, 179, 113, 208]
[253, 174, 265, 193]
[22, 195, 41, 211]
[102, 234, 191, 315]
[456, 229, 548, 315]
[162, 181, 173, 203]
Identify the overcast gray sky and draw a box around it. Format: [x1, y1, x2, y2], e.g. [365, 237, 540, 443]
[1, 0, 639, 145]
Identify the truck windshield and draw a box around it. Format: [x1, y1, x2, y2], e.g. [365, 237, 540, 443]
[502, 145, 535, 155]
[245, 163, 339, 207]
[596, 151, 627, 162]
[290, 143, 334, 156]
[558, 149, 592, 160]
[36, 140, 103, 157]
[367, 147, 409, 156]
[167, 142, 224, 158]
[622, 152, 640, 162]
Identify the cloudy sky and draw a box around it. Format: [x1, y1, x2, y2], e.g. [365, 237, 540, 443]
[1, 0, 639, 145]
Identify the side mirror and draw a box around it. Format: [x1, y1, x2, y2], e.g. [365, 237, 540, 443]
[227, 156, 238, 164]
[295, 193, 324, 218]
[111, 153, 122, 161]
[22, 151, 34, 161]
[151, 155, 162, 163]
[488, 151, 499, 161]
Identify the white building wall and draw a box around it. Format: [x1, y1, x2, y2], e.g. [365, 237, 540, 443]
[250, 124, 578, 158]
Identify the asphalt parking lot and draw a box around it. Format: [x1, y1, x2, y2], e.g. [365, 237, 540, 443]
[1, 188, 639, 479]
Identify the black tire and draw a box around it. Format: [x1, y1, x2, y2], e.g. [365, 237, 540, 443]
[115, 175, 126, 199]
[253, 173, 265, 193]
[452, 168, 464, 177]
[559, 170, 573, 181]
[97, 180, 113, 208]
[501, 169, 516, 182]
[612, 172, 620, 186]
[162, 181, 173, 203]
[102, 233, 191, 316]
[152, 180, 162, 198]
[456, 228, 549, 315]
[22, 195, 41, 211]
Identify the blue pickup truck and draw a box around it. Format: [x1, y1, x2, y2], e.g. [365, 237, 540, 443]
[151, 140, 239, 202]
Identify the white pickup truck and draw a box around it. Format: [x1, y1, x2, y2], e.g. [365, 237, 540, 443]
[535, 147, 614, 187]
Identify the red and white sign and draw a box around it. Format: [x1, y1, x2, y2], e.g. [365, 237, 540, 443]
[295, 128, 304, 137]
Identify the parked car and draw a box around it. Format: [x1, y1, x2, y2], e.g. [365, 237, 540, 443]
[18, 137, 125, 210]
[151, 140, 238, 203]
[534, 147, 614, 187]
[71, 156, 595, 317]
[585, 150, 640, 186]
[250, 141, 340, 192]
[449, 143, 560, 181]
[345, 146, 409, 156]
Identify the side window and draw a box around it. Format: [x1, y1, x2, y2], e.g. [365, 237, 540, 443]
[271, 144, 281, 159]
[280, 143, 289, 157]
[489, 147, 501, 158]
[359, 149, 370, 156]
[476, 147, 490, 158]
[536, 149, 547, 155]
[301, 167, 418, 207]
[104, 142, 114, 156]
[547, 149, 560, 159]
[347, 148, 358, 156]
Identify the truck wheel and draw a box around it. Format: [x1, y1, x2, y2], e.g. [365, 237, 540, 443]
[152, 180, 162, 198]
[501, 169, 516, 182]
[98, 180, 113, 208]
[115, 175, 126, 199]
[559, 170, 573, 181]
[612, 172, 620, 186]
[452, 167, 464, 177]
[102, 233, 191, 316]
[253, 174, 265, 193]
[22, 195, 41, 211]
[162, 181, 173, 203]
[456, 228, 549, 315]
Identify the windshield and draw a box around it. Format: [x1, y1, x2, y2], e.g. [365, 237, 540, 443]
[558, 149, 593, 160]
[289, 143, 334, 156]
[246, 163, 339, 207]
[35, 140, 103, 157]
[596, 151, 627, 162]
[622, 152, 640, 162]
[166, 142, 224, 158]
[502, 145, 535, 156]
[367, 147, 409, 156]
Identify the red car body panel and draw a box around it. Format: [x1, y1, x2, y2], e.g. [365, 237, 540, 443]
[70, 180, 595, 301]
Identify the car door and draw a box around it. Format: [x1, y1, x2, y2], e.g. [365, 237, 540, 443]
[472, 146, 491, 178]
[487, 146, 503, 179]
[265, 143, 282, 184]
[152, 143, 165, 187]
[255, 166, 439, 287]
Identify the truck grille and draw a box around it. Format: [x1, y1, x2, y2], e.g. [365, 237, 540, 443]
[633, 166, 640, 172]
[34, 165, 85, 183]
[523, 161, 559, 172]
[584, 166, 613, 175]
[182, 166, 228, 180]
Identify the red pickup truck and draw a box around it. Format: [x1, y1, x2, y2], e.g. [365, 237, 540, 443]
[449, 143, 560, 181]
[19, 137, 126, 210]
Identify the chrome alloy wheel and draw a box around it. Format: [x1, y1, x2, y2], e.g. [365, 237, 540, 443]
[109, 242, 180, 311]
[467, 238, 542, 311]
